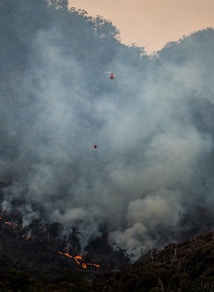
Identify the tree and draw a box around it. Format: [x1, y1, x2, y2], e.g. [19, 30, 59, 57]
[49, 0, 68, 10]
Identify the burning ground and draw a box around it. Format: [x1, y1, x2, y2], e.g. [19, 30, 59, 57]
[0, 205, 130, 291]
[0, 209, 213, 291]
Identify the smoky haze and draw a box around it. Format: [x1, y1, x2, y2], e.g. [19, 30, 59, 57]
[0, 0, 214, 260]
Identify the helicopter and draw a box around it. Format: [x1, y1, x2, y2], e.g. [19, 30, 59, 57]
[105, 71, 116, 80]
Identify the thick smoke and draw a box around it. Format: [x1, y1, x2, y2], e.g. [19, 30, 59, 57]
[0, 1, 214, 260]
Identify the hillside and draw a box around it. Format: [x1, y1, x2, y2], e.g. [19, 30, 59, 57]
[0, 1, 214, 290]
[0, 212, 213, 291]
[0, 206, 130, 291]
[92, 232, 214, 292]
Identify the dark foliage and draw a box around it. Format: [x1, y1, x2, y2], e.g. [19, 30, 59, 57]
[92, 232, 214, 292]
[0, 207, 130, 291]
[0, 214, 213, 291]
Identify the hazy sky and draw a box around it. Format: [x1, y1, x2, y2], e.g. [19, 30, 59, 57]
[70, 0, 214, 53]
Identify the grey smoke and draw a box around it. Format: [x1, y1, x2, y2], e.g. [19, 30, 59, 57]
[1, 1, 214, 259]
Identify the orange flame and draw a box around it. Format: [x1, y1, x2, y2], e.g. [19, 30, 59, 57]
[87, 263, 101, 268]
[4, 221, 18, 228]
[5, 221, 12, 225]
[58, 251, 100, 269]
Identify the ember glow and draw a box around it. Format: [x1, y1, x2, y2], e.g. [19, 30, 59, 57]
[22, 235, 31, 241]
[4, 221, 18, 228]
[58, 251, 100, 269]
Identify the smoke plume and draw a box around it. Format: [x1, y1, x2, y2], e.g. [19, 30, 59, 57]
[0, 1, 214, 260]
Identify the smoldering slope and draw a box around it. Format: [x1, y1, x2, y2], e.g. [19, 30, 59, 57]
[1, 13, 214, 259]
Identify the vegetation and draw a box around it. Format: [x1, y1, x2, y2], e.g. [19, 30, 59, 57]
[0, 215, 213, 291]
[0, 0, 213, 290]
[93, 232, 214, 292]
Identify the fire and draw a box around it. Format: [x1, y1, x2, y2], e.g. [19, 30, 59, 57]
[82, 262, 87, 269]
[59, 251, 72, 259]
[22, 235, 31, 241]
[87, 263, 101, 268]
[58, 251, 100, 269]
[1, 216, 100, 269]
[5, 221, 13, 225]
[2, 219, 31, 240]
[73, 255, 87, 268]
[4, 221, 18, 228]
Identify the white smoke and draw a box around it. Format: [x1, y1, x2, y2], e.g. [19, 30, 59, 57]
[1, 4, 214, 260]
